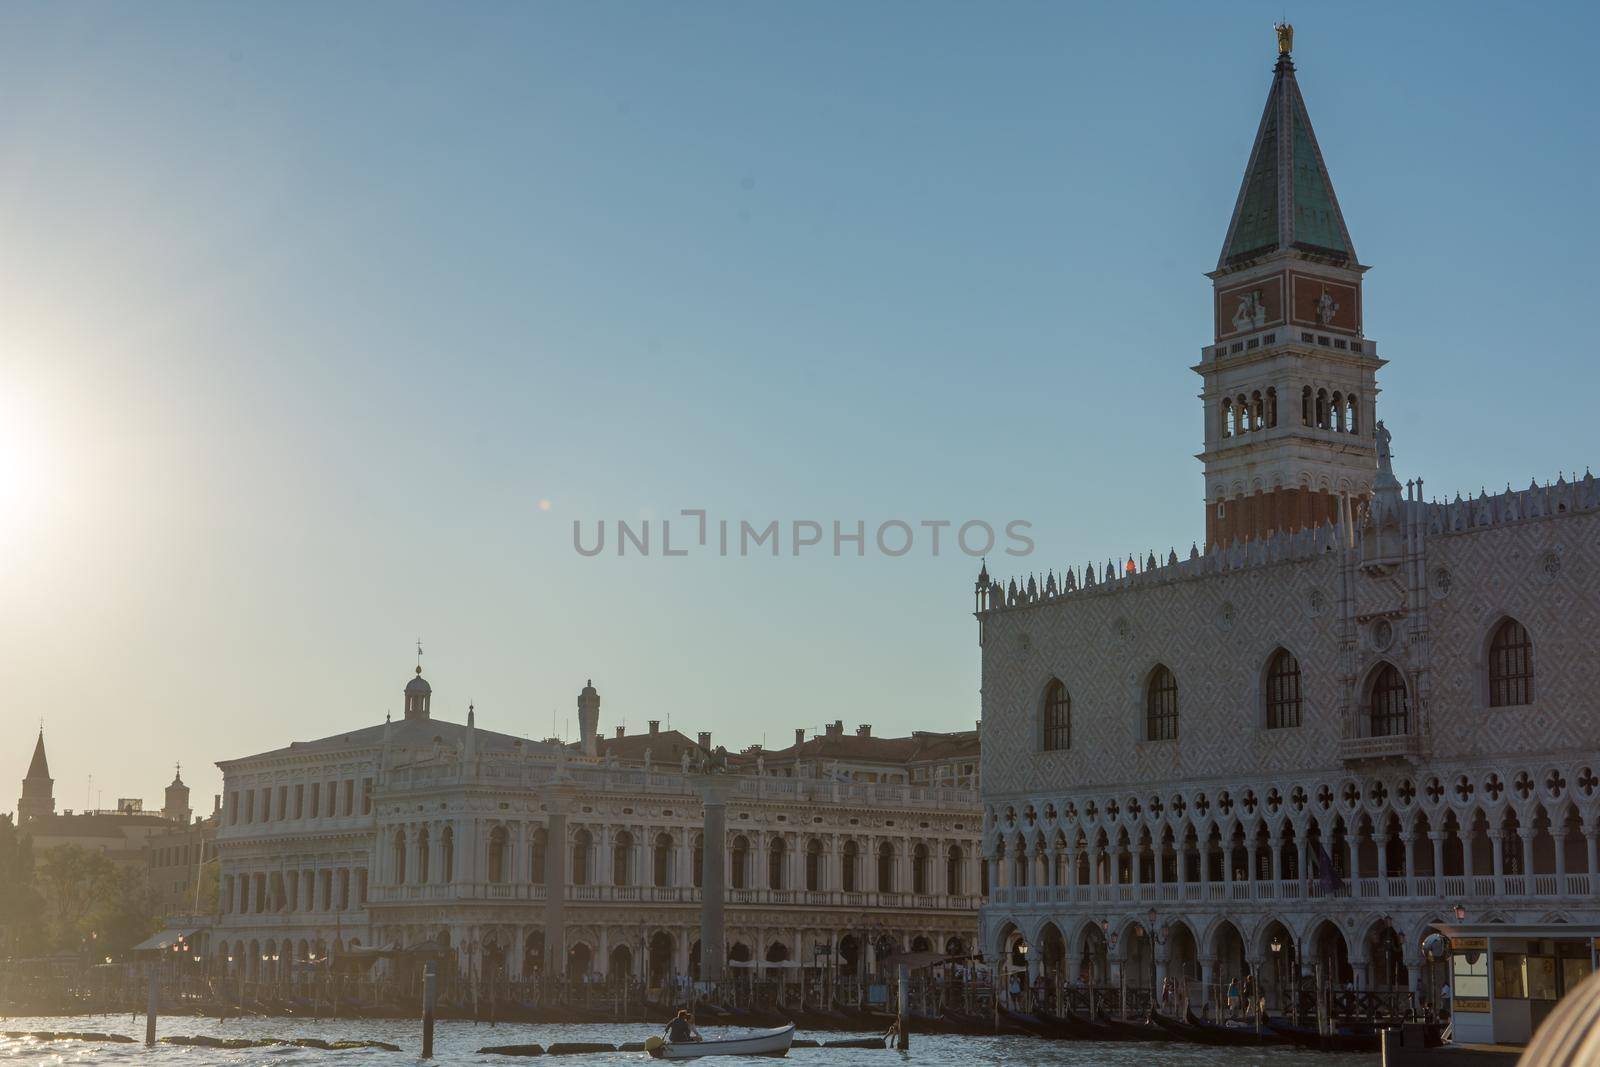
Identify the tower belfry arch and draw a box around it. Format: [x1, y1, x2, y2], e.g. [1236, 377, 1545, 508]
[1196, 27, 1384, 548]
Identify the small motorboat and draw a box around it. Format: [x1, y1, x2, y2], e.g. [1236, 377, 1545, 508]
[646, 1022, 796, 1059]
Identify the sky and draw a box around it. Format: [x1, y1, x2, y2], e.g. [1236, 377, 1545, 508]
[1, 2, 1595, 812]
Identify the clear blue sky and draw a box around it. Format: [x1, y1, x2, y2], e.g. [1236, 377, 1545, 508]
[1, 2, 1594, 809]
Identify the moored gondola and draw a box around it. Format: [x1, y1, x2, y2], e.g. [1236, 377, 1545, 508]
[1264, 1017, 1381, 1053]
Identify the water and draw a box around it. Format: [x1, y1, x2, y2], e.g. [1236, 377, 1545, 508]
[0, 1016, 1376, 1064]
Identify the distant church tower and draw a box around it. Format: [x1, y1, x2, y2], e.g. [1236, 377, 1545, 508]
[1198, 26, 1383, 548]
[163, 764, 192, 824]
[18, 728, 54, 824]
[404, 667, 432, 720]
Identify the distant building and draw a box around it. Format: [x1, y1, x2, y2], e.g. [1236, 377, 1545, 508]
[212, 667, 983, 986]
[12, 731, 194, 868]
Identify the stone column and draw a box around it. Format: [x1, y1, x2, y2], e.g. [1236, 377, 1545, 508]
[543, 787, 574, 986]
[1429, 832, 1446, 893]
[1269, 836, 1283, 883]
[1520, 829, 1536, 886]
[1584, 827, 1598, 884]
[1490, 831, 1505, 893]
[698, 776, 737, 984]
[1400, 832, 1416, 895]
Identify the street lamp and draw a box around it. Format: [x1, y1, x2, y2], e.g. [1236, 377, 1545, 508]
[1453, 903, 1467, 922]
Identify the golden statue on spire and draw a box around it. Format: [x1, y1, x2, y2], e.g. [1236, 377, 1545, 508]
[1275, 22, 1294, 55]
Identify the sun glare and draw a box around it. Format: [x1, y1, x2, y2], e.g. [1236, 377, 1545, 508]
[0, 389, 47, 540]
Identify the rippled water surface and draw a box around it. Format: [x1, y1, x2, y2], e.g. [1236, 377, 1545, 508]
[0, 1015, 1377, 1064]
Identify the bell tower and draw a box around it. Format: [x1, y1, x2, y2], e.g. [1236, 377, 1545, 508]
[18, 727, 54, 824]
[1196, 26, 1385, 548]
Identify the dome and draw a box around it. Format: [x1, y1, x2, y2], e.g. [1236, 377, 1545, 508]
[406, 666, 432, 695]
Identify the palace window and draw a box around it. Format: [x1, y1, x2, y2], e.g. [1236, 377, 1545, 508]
[1369, 663, 1410, 737]
[731, 836, 750, 889]
[1265, 648, 1303, 728]
[877, 841, 896, 892]
[768, 836, 786, 890]
[1488, 618, 1534, 707]
[1043, 679, 1071, 751]
[1146, 665, 1179, 741]
[842, 840, 859, 893]
[946, 845, 964, 895]
[912, 843, 929, 895]
[653, 833, 673, 887]
[806, 839, 822, 891]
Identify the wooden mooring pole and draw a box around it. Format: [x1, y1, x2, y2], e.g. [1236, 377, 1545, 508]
[144, 968, 158, 1047]
[895, 964, 911, 1050]
[421, 961, 438, 1059]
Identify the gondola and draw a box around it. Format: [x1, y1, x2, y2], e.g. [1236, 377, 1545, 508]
[1148, 1009, 1290, 1047]
[1091, 1011, 1169, 1042]
[645, 1022, 795, 1059]
[1265, 1017, 1381, 1053]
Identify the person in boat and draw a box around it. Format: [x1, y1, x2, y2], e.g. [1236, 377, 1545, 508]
[666, 1008, 701, 1043]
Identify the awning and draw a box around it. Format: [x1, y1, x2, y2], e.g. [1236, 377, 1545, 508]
[132, 928, 200, 953]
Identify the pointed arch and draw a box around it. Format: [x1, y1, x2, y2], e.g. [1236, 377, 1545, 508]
[1264, 646, 1303, 728]
[1041, 678, 1071, 751]
[1366, 661, 1410, 737]
[1487, 616, 1534, 707]
[1145, 664, 1178, 741]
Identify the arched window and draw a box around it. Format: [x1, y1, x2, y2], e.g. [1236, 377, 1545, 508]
[612, 830, 634, 886]
[842, 841, 859, 893]
[487, 825, 507, 883]
[1251, 390, 1264, 431]
[653, 833, 673, 887]
[442, 826, 455, 883]
[572, 829, 592, 886]
[1301, 385, 1312, 426]
[1332, 390, 1344, 432]
[392, 829, 406, 885]
[1042, 679, 1071, 751]
[1369, 664, 1410, 737]
[1237, 393, 1251, 431]
[805, 839, 822, 891]
[946, 845, 964, 895]
[1345, 393, 1359, 434]
[1316, 388, 1329, 429]
[731, 836, 749, 890]
[1266, 386, 1278, 428]
[417, 826, 431, 883]
[1146, 665, 1178, 741]
[768, 836, 786, 890]
[528, 827, 545, 884]
[1221, 397, 1233, 439]
[1265, 648, 1302, 729]
[877, 842, 895, 892]
[912, 843, 929, 895]
[1488, 618, 1533, 707]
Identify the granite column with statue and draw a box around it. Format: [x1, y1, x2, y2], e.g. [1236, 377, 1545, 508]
[697, 774, 738, 986]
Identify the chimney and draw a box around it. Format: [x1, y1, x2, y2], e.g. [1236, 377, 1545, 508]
[615, 726, 626, 740]
[826, 720, 843, 738]
[697, 731, 712, 750]
[649, 720, 660, 736]
[856, 724, 872, 738]
[213, 794, 221, 814]
[794, 728, 805, 746]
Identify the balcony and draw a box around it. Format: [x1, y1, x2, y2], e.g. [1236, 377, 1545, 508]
[365, 882, 979, 910]
[1339, 733, 1428, 764]
[986, 873, 1594, 909]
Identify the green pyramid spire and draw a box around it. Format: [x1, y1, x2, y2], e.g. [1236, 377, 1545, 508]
[1219, 48, 1356, 269]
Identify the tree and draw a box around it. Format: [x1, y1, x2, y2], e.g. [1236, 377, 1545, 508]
[0, 816, 44, 955]
[32, 844, 159, 955]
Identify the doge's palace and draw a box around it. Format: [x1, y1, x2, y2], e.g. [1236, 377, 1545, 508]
[974, 31, 1600, 1039]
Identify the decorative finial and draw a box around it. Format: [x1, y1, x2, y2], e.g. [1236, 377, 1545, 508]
[415, 639, 423, 672]
[1275, 21, 1293, 55]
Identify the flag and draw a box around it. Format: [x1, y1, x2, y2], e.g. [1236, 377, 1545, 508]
[1312, 841, 1344, 894]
